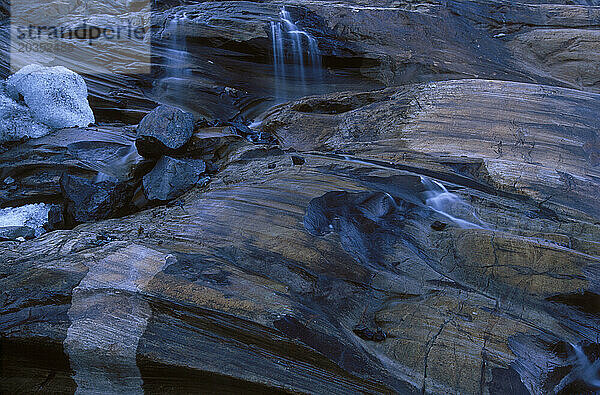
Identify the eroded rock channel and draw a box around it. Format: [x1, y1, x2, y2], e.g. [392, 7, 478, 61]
[1, 1, 599, 394]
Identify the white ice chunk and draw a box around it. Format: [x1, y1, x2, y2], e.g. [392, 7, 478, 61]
[6, 64, 95, 129]
[0, 92, 51, 143]
[0, 203, 51, 236]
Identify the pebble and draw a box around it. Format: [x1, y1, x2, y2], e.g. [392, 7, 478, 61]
[431, 220, 447, 231]
[291, 155, 305, 166]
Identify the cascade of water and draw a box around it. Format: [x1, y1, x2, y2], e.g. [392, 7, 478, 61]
[93, 144, 141, 183]
[571, 343, 600, 389]
[161, 14, 191, 102]
[270, 7, 322, 101]
[271, 19, 285, 100]
[420, 177, 488, 229]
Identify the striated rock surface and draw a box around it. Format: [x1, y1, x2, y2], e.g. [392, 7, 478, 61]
[1, 1, 600, 394]
[65, 244, 171, 394]
[103, 0, 600, 121]
[1, 137, 598, 393]
[0, 125, 145, 206]
[262, 79, 600, 220]
[3, 1, 600, 123]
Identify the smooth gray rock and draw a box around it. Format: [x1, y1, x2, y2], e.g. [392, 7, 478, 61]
[143, 156, 205, 201]
[0, 226, 35, 241]
[135, 105, 195, 157]
[6, 64, 95, 129]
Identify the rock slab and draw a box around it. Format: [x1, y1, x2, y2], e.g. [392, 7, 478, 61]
[0, 226, 35, 241]
[65, 244, 170, 394]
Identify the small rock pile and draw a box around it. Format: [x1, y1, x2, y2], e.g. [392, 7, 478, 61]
[135, 105, 209, 204]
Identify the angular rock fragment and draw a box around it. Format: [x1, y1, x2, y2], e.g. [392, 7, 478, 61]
[291, 155, 305, 166]
[45, 205, 65, 231]
[353, 326, 386, 342]
[4, 2, 600, 394]
[135, 105, 195, 157]
[142, 156, 205, 202]
[60, 174, 136, 224]
[184, 126, 244, 158]
[430, 220, 447, 231]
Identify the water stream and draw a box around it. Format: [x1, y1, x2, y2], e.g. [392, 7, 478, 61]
[92, 144, 141, 183]
[160, 14, 191, 104]
[420, 177, 488, 229]
[270, 8, 322, 101]
[571, 343, 600, 389]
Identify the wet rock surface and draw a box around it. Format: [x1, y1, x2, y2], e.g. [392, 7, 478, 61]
[0, 125, 144, 208]
[2, 0, 600, 124]
[1, 143, 599, 393]
[7, 0, 597, 123]
[1, 1, 600, 394]
[262, 79, 600, 220]
[0, 225, 34, 241]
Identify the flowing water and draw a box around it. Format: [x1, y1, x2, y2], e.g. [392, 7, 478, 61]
[420, 177, 488, 229]
[571, 343, 600, 389]
[92, 144, 141, 183]
[270, 7, 323, 101]
[309, 154, 489, 230]
[157, 13, 191, 106]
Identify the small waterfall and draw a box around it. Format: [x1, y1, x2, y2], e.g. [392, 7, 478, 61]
[161, 14, 191, 102]
[421, 177, 488, 229]
[93, 144, 141, 183]
[554, 343, 600, 393]
[571, 343, 600, 389]
[270, 7, 322, 101]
